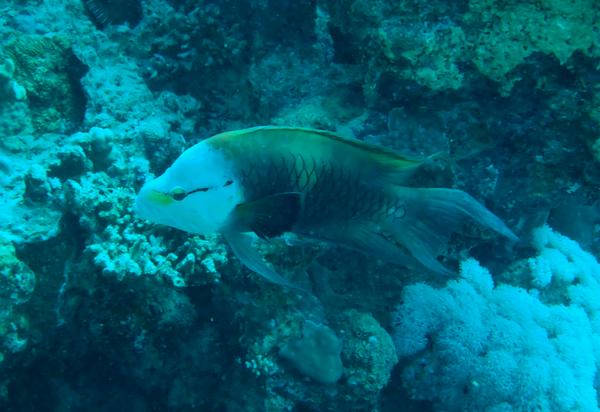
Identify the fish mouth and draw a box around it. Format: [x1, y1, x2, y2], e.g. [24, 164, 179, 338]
[134, 186, 201, 232]
[134, 192, 152, 221]
[134, 184, 161, 221]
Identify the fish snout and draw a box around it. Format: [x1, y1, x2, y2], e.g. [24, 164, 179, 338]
[134, 184, 159, 221]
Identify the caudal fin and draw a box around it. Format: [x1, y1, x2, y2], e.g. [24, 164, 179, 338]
[387, 187, 518, 275]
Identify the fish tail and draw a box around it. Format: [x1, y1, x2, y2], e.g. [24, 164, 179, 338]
[384, 187, 518, 275]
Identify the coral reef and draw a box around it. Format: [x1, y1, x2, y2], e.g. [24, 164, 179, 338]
[0, 0, 598, 410]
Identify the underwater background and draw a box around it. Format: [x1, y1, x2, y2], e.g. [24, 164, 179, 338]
[1, 0, 600, 411]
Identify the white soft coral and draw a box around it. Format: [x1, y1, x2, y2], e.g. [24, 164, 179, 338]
[393, 244, 600, 412]
[531, 225, 600, 310]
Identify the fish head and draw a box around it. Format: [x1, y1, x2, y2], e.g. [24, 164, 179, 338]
[135, 140, 242, 234]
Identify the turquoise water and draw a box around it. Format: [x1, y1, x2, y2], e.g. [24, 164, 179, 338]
[1, 1, 599, 411]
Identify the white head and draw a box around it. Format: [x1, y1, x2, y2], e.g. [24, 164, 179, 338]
[135, 140, 243, 234]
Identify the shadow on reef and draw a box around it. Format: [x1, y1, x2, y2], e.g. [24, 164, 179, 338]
[5, 352, 161, 412]
[3, 274, 230, 411]
[7, 213, 231, 410]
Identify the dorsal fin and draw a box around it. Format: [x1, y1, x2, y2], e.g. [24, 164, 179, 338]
[210, 126, 425, 178]
[287, 127, 423, 170]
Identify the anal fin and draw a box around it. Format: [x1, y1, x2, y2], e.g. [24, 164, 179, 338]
[308, 221, 421, 271]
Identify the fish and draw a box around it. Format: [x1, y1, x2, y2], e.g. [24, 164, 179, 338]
[135, 126, 518, 290]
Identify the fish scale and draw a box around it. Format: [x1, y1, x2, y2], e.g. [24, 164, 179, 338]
[237, 151, 401, 232]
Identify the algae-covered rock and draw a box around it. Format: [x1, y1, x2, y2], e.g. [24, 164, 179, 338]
[0, 243, 35, 306]
[467, 0, 599, 86]
[340, 310, 398, 396]
[0, 242, 35, 364]
[327, 0, 600, 97]
[378, 18, 467, 91]
[2, 34, 88, 133]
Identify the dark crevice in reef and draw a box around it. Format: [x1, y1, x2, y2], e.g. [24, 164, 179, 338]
[14, 213, 88, 333]
[66, 52, 89, 129]
[14, 213, 86, 277]
[82, 0, 143, 29]
[329, 25, 360, 64]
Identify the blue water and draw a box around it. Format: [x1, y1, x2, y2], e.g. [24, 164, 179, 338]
[1, 1, 599, 411]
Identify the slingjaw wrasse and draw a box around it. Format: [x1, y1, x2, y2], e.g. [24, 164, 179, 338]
[135, 126, 518, 289]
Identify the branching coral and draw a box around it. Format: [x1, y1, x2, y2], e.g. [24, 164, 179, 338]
[63, 171, 228, 287]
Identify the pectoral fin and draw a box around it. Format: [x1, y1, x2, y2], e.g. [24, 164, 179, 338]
[232, 192, 302, 238]
[223, 231, 307, 293]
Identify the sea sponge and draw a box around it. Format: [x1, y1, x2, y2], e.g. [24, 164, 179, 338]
[279, 321, 343, 384]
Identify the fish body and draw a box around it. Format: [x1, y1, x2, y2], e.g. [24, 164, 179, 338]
[136, 126, 517, 288]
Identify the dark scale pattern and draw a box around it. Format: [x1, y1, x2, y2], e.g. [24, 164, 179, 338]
[82, 0, 143, 29]
[238, 152, 306, 199]
[237, 151, 404, 233]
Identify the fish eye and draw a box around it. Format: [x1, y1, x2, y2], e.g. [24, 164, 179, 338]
[170, 187, 187, 201]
